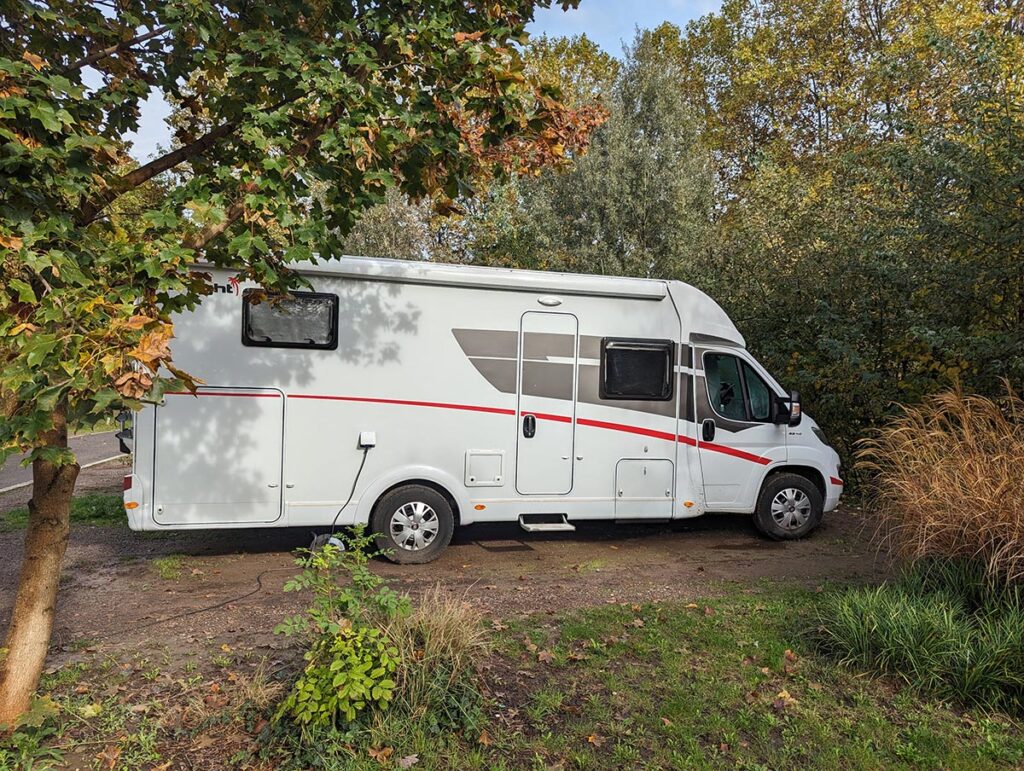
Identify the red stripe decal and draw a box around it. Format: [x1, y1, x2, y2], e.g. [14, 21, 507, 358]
[165, 391, 280, 398]
[286, 393, 771, 466]
[698, 441, 772, 465]
[577, 417, 677, 442]
[289, 393, 515, 416]
[532, 411, 573, 424]
[830, 476, 844, 486]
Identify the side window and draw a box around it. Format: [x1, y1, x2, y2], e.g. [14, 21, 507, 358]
[704, 353, 746, 420]
[600, 339, 674, 401]
[242, 289, 339, 350]
[742, 362, 772, 421]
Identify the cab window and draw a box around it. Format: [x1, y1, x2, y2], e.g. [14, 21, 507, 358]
[704, 353, 746, 420]
[704, 353, 775, 422]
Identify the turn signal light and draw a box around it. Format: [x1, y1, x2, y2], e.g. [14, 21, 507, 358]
[124, 501, 139, 510]
[683, 500, 695, 508]
[474, 504, 486, 511]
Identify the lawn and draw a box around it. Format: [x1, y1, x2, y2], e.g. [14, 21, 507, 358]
[0, 493, 124, 532]
[7, 582, 1023, 770]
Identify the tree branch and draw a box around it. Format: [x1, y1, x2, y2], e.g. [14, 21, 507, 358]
[77, 118, 240, 225]
[64, 25, 171, 73]
[77, 96, 299, 225]
[183, 112, 339, 253]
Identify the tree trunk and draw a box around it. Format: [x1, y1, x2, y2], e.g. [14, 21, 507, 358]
[0, 409, 79, 728]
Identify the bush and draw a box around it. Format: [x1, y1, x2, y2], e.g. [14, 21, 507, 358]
[857, 383, 1024, 585]
[815, 560, 1024, 712]
[274, 531, 488, 739]
[277, 625, 399, 726]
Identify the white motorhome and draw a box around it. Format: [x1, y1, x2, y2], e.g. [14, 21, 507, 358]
[122, 257, 843, 563]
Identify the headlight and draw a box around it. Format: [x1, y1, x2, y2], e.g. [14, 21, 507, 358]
[811, 426, 829, 446]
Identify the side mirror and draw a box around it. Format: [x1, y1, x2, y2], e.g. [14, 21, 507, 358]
[788, 390, 802, 426]
[772, 390, 802, 427]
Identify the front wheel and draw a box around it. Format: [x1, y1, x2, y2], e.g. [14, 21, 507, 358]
[753, 473, 823, 540]
[371, 484, 454, 564]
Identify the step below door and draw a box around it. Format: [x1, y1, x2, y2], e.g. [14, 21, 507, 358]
[153, 388, 284, 525]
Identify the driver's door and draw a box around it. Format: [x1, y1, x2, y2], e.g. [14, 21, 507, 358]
[695, 350, 787, 509]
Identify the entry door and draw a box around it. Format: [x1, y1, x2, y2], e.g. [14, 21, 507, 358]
[515, 312, 578, 494]
[153, 388, 284, 525]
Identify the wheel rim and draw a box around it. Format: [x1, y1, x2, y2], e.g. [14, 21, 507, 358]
[390, 501, 440, 551]
[770, 488, 811, 531]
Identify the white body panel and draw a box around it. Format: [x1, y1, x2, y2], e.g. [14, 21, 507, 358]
[124, 257, 843, 532]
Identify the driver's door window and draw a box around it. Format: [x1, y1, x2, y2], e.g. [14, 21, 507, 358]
[705, 353, 746, 421]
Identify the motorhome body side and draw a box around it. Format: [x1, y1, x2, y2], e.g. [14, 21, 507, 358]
[122, 257, 843, 561]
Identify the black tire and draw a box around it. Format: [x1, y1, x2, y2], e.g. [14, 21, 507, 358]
[753, 472, 823, 540]
[370, 484, 455, 564]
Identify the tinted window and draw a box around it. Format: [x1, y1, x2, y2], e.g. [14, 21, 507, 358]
[704, 353, 746, 420]
[242, 289, 338, 350]
[601, 339, 674, 401]
[743, 362, 772, 421]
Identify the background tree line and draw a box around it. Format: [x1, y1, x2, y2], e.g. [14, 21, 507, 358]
[345, 0, 1024, 470]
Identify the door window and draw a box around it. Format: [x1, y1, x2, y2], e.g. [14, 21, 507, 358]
[704, 353, 776, 423]
[704, 353, 746, 420]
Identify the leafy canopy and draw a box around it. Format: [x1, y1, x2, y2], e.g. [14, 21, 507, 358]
[0, 0, 604, 463]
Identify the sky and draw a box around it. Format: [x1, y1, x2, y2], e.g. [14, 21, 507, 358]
[124, 0, 723, 162]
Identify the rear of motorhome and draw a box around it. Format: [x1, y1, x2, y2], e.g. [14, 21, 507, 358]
[122, 257, 843, 563]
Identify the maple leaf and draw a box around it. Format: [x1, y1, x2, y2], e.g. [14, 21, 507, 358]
[478, 729, 492, 746]
[398, 754, 420, 768]
[586, 734, 604, 747]
[537, 650, 555, 664]
[21, 50, 46, 70]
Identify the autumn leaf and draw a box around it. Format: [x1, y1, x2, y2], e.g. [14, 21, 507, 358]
[0, 233, 24, 250]
[454, 30, 485, 44]
[398, 755, 420, 768]
[21, 50, 46, 70]
[537, 650, 555, 664]
[368, 746, 393, 764]
[586, 734, 604, 747]
[478, 729, 492, 746]
[630, 618, 645, 628]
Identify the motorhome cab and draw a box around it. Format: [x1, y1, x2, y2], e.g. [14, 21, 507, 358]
[122, 257, 843, 563]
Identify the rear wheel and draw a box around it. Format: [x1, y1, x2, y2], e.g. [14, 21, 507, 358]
[371, 484, 454, 564]
[753, 473, 823, 540]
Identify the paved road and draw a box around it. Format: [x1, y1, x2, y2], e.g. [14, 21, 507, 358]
[0, 431, 124, 492]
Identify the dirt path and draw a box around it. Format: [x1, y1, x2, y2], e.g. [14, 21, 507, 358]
[0, 465, 886, 670]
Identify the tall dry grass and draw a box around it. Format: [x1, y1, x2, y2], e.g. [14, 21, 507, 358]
[381, 585, 490, 730]
[857, 383, 1024, 585]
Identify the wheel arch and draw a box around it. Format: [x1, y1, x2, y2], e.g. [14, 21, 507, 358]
[762, 464, 827, 500]
[354, 465, 469, 526]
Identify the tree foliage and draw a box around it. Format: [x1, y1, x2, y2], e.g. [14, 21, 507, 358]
[0, 0, 605, 460]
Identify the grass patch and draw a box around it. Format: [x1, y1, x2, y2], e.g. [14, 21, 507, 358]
[1, 493, 124, 531]
[151, 555, 184, 581]
[815, 560, 1024, 712]
[485, 586, 1024, 770]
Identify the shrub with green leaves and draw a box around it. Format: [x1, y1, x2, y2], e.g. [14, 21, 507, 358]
[274, 527, 409, 641]
[276, 625, 399, 727]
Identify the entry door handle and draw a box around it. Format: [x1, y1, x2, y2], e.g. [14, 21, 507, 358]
[268, 483, 279, 488]
[522, 413, 536, 438]
[701, 418, 716, 443]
